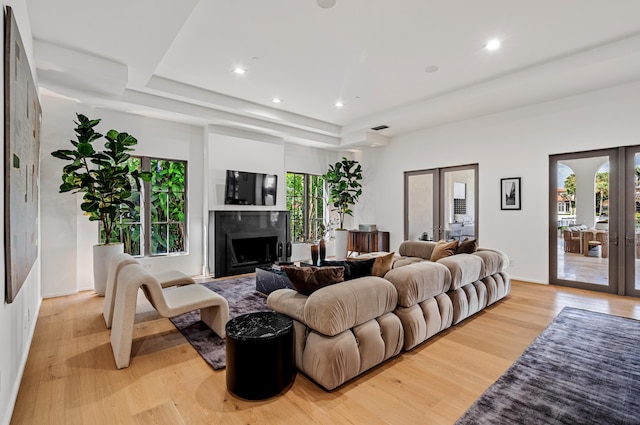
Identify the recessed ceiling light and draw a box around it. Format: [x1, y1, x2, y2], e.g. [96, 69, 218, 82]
[485, 39, 501, 51]
[272, 98, 282, 104]
[233, 67, 246, 75]
[424, 65, 439, 73]
[335, 101, 344, 108]
[317, 0, 336, 9]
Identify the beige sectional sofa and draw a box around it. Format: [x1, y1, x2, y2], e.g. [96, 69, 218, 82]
[267, 240, 510, 390]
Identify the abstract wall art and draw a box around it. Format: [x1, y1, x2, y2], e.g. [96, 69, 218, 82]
[4, 6, 41, 303]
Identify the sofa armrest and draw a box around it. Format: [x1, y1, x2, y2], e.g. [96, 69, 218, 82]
[384, 261, 451, 307]
[436, 254, 483, 290]
[474, 248, 509, 273]
[267, 288, 307, 324]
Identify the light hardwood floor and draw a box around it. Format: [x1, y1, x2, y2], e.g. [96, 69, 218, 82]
[10, 280, 640, 425]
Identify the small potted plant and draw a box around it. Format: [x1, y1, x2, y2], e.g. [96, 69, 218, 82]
[51, 114, 151, 295]
[323, 157, 363, 259]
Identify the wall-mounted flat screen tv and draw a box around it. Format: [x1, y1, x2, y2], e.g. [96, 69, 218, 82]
[224, 170, 277, 206]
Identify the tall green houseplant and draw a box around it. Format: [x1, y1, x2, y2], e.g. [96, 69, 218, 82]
[324, 157, 363, 229]
[51, 114, 151, 244]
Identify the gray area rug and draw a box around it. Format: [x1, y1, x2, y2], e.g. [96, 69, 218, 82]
[169, 275, 269, 370]
[456, 307, 640, 425]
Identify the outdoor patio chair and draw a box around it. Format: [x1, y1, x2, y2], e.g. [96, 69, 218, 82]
[563, 229, 581, 253]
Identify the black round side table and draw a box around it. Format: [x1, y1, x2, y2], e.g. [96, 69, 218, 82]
[225, 311, 295, 400]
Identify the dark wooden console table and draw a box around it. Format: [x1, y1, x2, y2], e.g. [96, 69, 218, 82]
[348, 230, 389, 254]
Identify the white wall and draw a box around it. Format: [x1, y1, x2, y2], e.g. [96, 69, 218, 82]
[358, 80, 640, 283]
[39, 97, 206, 296]
[207, 127, 286, 210]
[1, 2, 42, 425]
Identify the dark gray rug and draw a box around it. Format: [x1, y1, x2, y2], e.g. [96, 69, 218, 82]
[456, 307, 640, 425]
[169, 275, 269, 370]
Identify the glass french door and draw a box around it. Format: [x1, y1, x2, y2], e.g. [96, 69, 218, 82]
[405, 169, 438, 241]
[404, 164, 478, 243]
[623, 147, 640, 297]
[550, 146, 640, 297]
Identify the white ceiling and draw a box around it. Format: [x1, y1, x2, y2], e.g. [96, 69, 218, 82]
[25, 0, 640, 148]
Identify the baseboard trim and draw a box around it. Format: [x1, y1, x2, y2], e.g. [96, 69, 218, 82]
[42, 289, 80, 299]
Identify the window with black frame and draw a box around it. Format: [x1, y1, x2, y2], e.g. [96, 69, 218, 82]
[100, 157, 187, 256]
[286, 172, 325, 242]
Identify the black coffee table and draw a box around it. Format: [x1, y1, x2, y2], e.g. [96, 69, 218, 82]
[255, 266, 295, 295]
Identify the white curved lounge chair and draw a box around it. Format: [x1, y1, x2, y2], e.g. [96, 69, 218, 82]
[110, 263, 229, 369]
[103, 253, 195, 328]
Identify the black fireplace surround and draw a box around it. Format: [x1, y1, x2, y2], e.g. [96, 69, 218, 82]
[211, 210, 291, 277]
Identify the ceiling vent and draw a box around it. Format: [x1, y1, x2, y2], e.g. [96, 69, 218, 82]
[371, 125, 389, 131]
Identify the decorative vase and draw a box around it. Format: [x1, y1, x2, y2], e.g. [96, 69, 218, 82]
[334, 229, 349, 260]
[93, 243, 124, 296]
[319, 239, 326, 263]
[310, 244, 319, 266]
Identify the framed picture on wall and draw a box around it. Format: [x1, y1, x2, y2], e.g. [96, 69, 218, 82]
[500, 177, 521, 210]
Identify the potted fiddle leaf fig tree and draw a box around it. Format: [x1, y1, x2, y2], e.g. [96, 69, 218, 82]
[51, 113, 151, 296]
[324, 157, 363, 259]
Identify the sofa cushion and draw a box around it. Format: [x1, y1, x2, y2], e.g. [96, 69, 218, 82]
[282, 266, 344, 296]
[320, 258, 374, 280]
[436, 254, 483, 290]
[398, 240, 436, 260]
[384, 261, 452, 307]
[456, 238, 478, 254]
[371, 251, 396, 276]
[392, 256, 424, 268]
[473, 249, 508, 277]
[430, 240, 459, 261]
[303, 276, 398, 337]
[351, 251, 395, 277]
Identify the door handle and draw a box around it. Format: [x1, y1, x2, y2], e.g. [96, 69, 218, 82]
[624, 233, 634, 246]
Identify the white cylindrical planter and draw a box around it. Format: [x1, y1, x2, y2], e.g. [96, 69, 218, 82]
[334, 229, 349, 260]
[93, 243, 124, 296]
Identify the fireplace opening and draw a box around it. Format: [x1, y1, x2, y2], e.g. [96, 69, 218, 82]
[230, 235, 278, 269]
[211, 210, 291, 277]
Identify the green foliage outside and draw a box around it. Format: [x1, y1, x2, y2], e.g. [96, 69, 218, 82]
[102, 158, 186, 256]
[286, 172, 325, 242]
[150, 159, 186, 254]
[287, 173, 304, 242]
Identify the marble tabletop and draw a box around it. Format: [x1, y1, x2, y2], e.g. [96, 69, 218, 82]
[226, 311, 292, 341]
